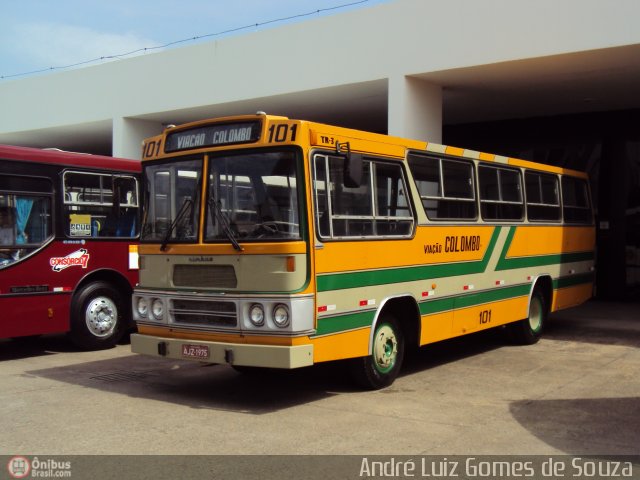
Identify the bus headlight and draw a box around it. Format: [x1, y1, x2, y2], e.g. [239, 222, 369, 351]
[151, 298, 164, 320]
[136, 297, 149, 318]
[273, 304, 290, 328]
[249, 304, 265, 327]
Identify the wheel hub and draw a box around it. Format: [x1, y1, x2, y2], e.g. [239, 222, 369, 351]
[373, 325, 398, 372]
[529, 297, 543, 332]
[86, 297, 117, 337]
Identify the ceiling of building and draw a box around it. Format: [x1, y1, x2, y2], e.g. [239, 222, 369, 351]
[2, 44, 639, 155]
[148, 43, 640, 133]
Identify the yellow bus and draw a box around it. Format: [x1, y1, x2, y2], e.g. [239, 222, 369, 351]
[130, 113, 595, 389]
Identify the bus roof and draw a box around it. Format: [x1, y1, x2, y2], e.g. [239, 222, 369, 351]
[145, 113, 588, 179]
[0, 144, 140, 172]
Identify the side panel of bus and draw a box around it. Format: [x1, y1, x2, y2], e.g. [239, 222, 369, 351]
[0, 153, 140, 345]
[311, 223, 594, 363]
[0, 241, 137, 337]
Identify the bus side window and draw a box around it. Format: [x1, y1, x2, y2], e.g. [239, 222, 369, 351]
[525, 171, 561, 222]
[1, 174, 54, 250]
[313, 154, 413, 239]
[561, 176, 592, 224]
[0, 206, 15, 245]
[313, 156, 331, 237]
[408, 153, 477, 221]
[64, 171, 139, 238]
[478, 165, 524, 221]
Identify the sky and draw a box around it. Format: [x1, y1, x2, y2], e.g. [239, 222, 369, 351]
[0, 0, 390, 80]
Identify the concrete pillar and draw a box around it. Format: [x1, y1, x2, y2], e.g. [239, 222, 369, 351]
[388, 76, 443, 144]
[112, 117, 163, 159]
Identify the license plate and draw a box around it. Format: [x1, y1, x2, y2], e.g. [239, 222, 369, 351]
[181, 344, 210, 359]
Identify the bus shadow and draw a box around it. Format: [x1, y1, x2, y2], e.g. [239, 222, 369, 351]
[0, 335, 76, 361]
[22, 331, 508, 414]
[21, 300, 639, 414]
[0, 332, 133, 361]
[402, 328, 506, 376]
[13, 329, 507, 415]
[509, 397, 640, 455]
[26, 352, 356, 415]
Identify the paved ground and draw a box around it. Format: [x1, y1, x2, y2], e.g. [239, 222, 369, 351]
[1, 300, 639, 456]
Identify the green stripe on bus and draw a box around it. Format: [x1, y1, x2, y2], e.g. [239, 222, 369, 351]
[454, 284, 531, 308]
[314, 284, 531, 337]
[316, 226, 502, 292]
[314, 310, 375, 337]
[495, 226, 594, 271]
[553, 272, 595, 289]
[418, 284, 531, 316]
[313, 276, 593, 338]
[418, 296, 455, 315]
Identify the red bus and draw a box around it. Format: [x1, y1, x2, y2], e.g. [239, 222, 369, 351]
[0, 145, 140, 349]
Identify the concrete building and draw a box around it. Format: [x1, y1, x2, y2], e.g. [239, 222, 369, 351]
[1, 0, 639, 299]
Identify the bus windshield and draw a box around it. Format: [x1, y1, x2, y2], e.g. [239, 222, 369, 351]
[141, 150, 302, 244]
[205, 150, 301, 242]
[141, 156, 203, 243]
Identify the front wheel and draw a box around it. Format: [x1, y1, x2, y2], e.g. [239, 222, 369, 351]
[350, 314, 404, 390]
[508, 288, 547, 345]
[69, 281, 128, 350]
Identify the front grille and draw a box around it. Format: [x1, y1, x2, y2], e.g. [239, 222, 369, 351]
[173, 264, 237, 288]
[170, 299, 237, 327]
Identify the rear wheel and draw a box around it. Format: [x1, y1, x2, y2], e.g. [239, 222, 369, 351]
[69, 281, 127, 350]
[509, 288, 547, 345]
[350, 314, 404, 390]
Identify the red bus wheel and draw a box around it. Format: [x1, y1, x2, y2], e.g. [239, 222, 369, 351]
[69, 281, 126, 350]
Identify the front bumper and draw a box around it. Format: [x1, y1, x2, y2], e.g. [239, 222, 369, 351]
[130, 333, 314, 369]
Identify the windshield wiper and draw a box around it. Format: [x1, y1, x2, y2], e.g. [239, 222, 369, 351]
[208, 197, 243, 251]
[160, 198, 193, 251]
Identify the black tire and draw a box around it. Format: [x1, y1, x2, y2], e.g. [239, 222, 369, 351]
[350, 314, 405, 390]
[508, 288, 547, 345]
[69, 281, 127, 350]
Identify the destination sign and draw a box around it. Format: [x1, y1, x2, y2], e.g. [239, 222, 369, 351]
[165, 121, 261, 152]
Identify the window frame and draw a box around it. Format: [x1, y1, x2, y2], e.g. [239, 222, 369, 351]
[561, 175, 593, 225]
[63, 170, 140, 239]
[0, 174, 54, 267]
[477, 164, 524, 222]
[313, 152, 415, 240]
[407, 153, 478, 222]
[204, 148, 304, 243]
[524, 170, 562, 223]
[141, 155, 203, 243]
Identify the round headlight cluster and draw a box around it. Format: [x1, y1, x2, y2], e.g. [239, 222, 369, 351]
[247, 303, 290, 329]
[136, 296, 165, 321]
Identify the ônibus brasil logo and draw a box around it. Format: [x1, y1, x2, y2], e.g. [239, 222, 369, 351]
[7, 456, 30, 479]
[50, 248, 90, 272]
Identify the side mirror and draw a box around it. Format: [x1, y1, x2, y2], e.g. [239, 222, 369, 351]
[336, 141, 363, 188]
